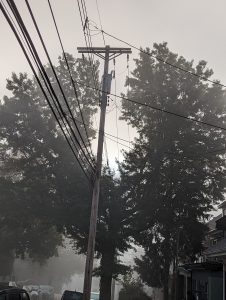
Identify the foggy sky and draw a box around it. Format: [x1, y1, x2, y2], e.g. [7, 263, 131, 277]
[1, 0, 226, 164]
[1, 0, 225, 291]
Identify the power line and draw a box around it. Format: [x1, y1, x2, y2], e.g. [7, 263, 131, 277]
[92, 26, 226, 89]
[80, 0, 88, 23]
[70, 114, 226, 159]
[8, 0, 93, 176]
[24, 0, 95, 170]
[0, 0, 37, 68]
[76, 0, 108, 172]
[76, 0, 102, 139]
[74, 80, 226, 133]
[69, 114, 130, 144]
[76, 0, 100, 91]
[95, 0, 106, 46]
[47, 0, 94, 161]
[104, 134, 132, 150]
[105, 133, 226, 161]
[4, 2, 226, 165]
[1, 0, 92, 181]
[10, 0, 89, 171]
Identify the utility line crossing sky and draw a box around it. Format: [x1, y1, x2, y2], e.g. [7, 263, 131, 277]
[1, 0, 226, 166]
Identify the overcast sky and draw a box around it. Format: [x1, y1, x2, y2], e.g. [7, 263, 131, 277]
[1, 0, 226, 166]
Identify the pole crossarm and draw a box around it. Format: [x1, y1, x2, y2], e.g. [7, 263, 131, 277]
[77, 46, 132, 55]
[78, 46, 132, 62]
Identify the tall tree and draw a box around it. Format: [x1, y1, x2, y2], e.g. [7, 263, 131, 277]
[0, 54, 132, 300]
[120, 42, 226, 299]
[66, 168, 132, 300]
[0, 54, 99, 275]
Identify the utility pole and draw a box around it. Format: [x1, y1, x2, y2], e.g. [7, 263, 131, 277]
[77, 46, 131, 300]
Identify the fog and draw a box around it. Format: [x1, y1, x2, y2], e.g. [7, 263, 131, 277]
[2, 1, 226, 300]
[13, 246, 87, 293]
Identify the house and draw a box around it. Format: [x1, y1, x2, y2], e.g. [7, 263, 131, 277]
[178, 201, 226, 300]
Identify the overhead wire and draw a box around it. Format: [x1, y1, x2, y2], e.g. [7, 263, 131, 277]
[82, 25, 226, 160]
[81, 1, 103, 94]
[0, 0, 37, 68]
[83, 26, 226, 161]
[76, 0, 100, 92]
[79, 0, 97, 71]
[69, 114, 226, 159]
[95, 0, 106, 46]
[8, 0, 89, 169]
[4, 2, 226, 166]
[14, 0, 93, 175]
[47, 0, 95, 161]
[76, 0, 103, 163]
[104, 134, 132, 150]
[104, 133, 226, 162]
[74, 20, 226, 161]
[24, 0, 95, 170]
[80, 0, 88, 23]
[92, 26, 226, 89]
[74, 80, 226, 133]
[1, 0, 93, 181]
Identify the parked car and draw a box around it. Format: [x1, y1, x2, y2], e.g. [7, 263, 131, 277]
[0, 286, 30, 300]
[61, 290, 99, 300]
[61, 291, 83, 300]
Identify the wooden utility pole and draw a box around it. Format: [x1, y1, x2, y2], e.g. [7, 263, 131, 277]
[77, 46, 131, 300]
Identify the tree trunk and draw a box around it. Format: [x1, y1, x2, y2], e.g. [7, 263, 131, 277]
[99, 250, 115, 300]
[99, 274, 112, 300]
[164, 279, 169, 300]
[163, 260, 170, 300]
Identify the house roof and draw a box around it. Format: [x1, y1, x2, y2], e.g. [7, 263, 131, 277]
[203, 238, 226, 257]
[207, 214, 222, 231]
[180, 261, 222, 272]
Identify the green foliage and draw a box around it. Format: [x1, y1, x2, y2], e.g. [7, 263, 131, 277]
[120, 42, 226, 296]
